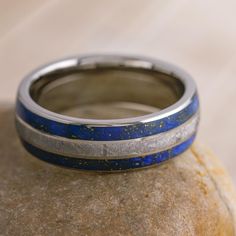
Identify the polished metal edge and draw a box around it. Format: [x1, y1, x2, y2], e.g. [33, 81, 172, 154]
[16, 112, 199, 160]
[17, 54, 197, 126]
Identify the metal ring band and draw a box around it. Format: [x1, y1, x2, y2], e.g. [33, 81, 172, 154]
[15, 54, 200, 171]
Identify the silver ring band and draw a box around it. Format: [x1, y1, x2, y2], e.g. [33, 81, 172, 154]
[15, 54, 200, 171]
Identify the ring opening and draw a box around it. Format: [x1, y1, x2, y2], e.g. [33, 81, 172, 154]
[30, 67, 185, 119]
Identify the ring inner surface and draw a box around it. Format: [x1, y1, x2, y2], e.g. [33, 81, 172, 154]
[30, 67, 185, 119]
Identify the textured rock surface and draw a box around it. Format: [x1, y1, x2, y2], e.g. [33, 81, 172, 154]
[0, 105, 236, 236]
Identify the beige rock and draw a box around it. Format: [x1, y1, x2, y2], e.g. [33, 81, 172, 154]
[0, 105, 236, 236]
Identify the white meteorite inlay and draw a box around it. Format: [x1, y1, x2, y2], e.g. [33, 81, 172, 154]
[16, 113, 199, 159]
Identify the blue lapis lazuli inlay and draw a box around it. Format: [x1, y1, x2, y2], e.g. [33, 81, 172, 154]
[16, 94, 199, 141]
[21, 134, 196, 171]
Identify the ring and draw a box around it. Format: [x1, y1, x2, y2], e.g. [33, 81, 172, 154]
[15, 55, 200, 171]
